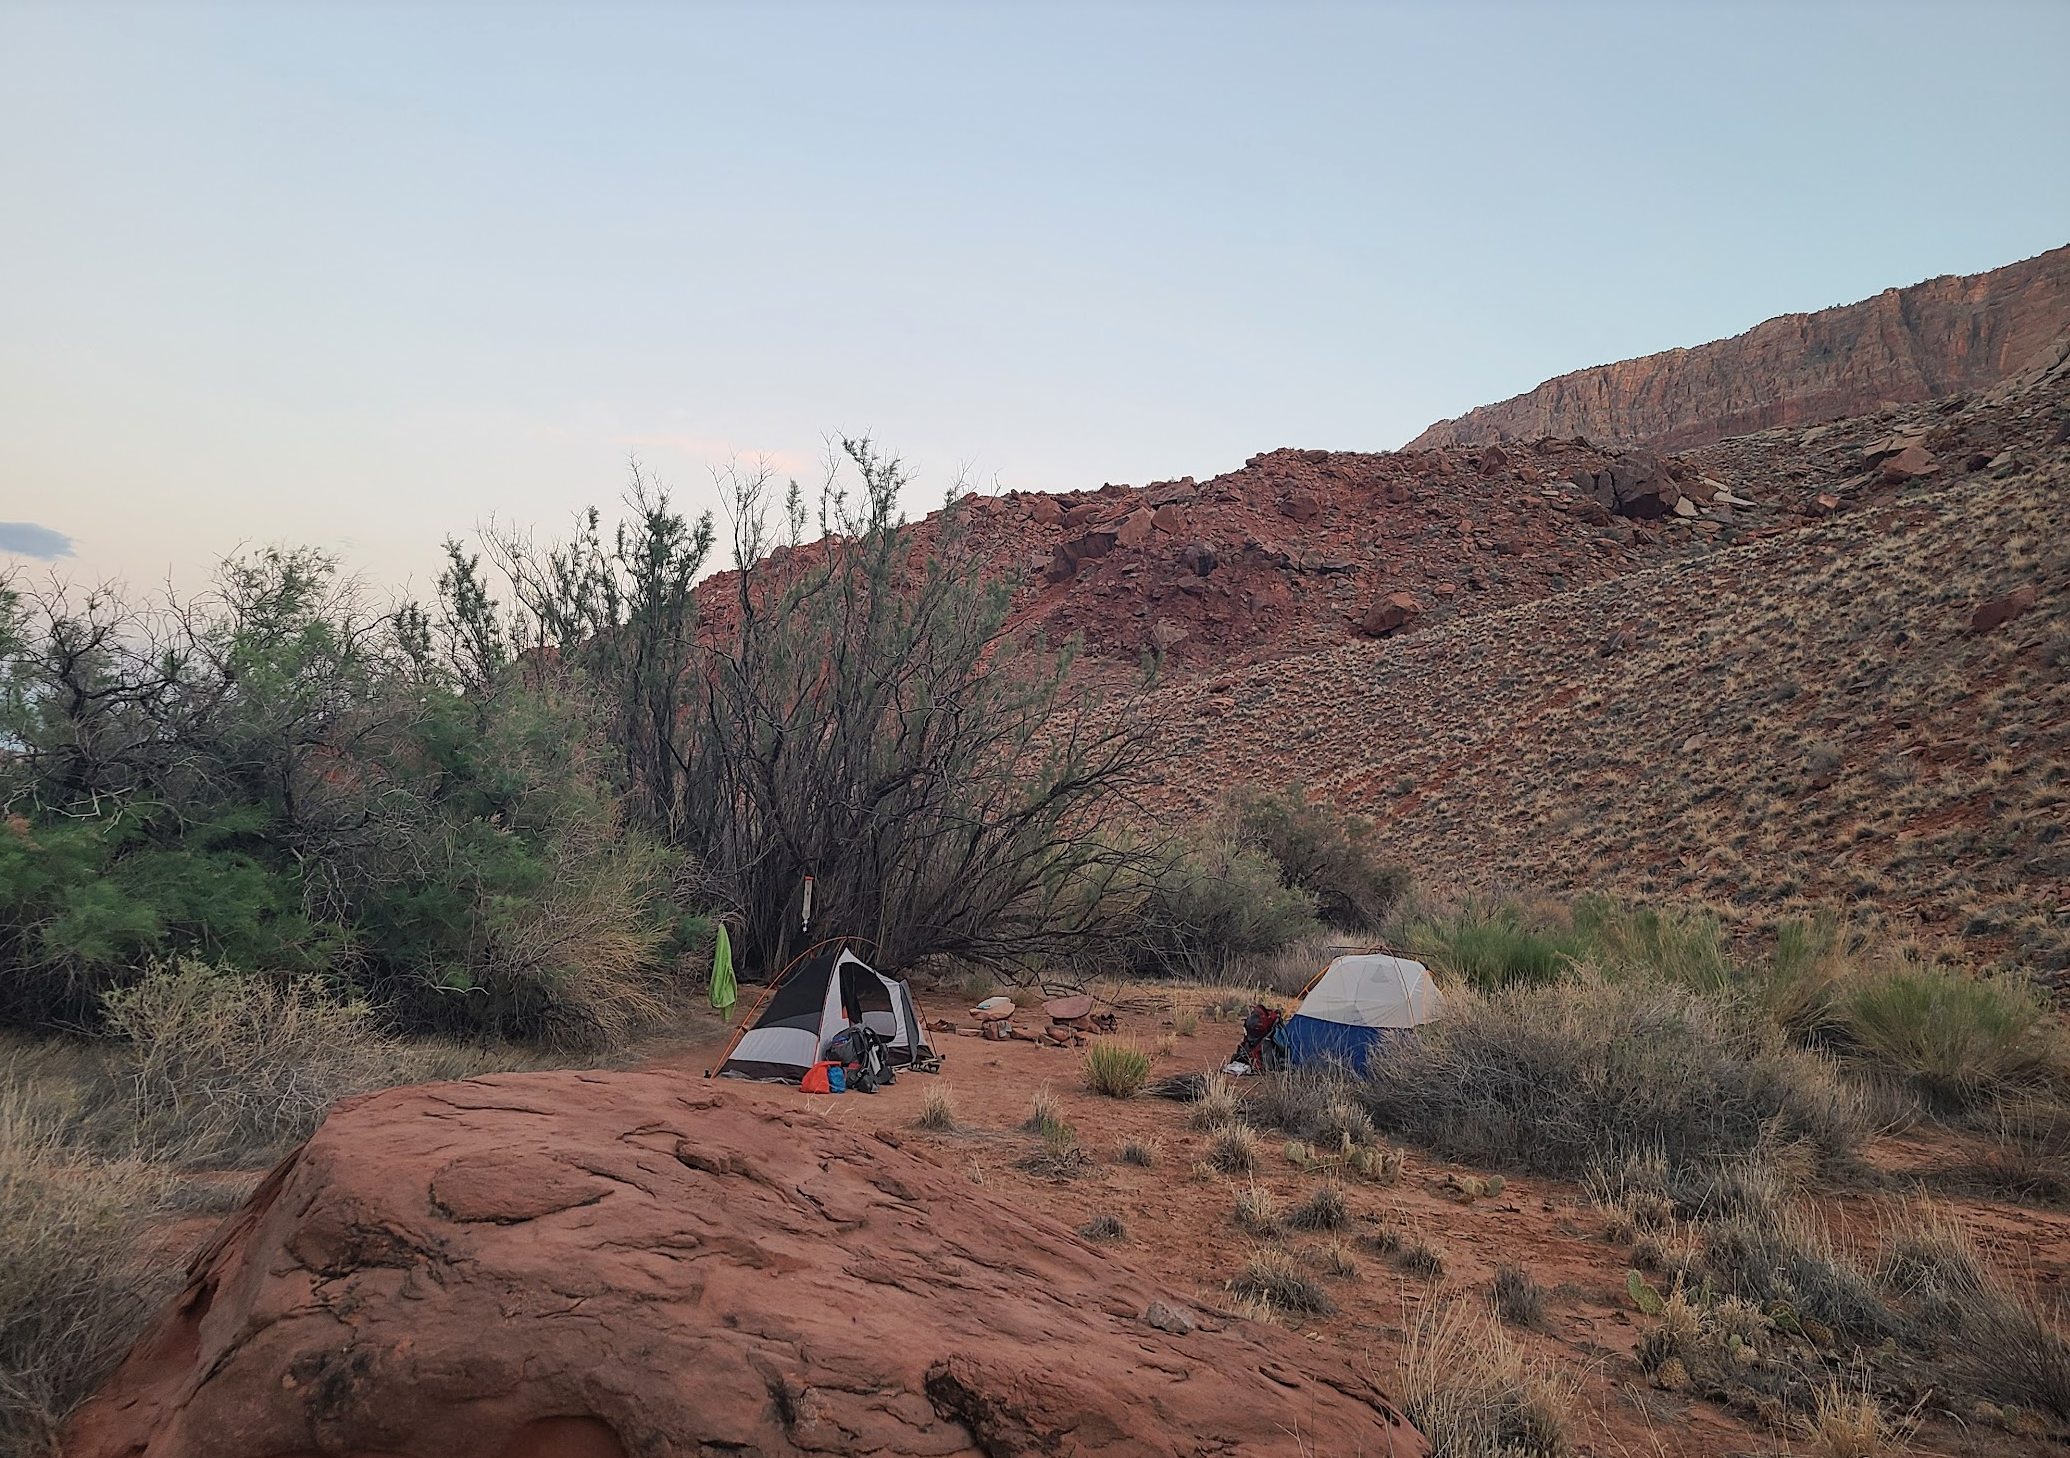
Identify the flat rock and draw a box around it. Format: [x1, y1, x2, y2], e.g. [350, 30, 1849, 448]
[68, 1072, 1424, 1458]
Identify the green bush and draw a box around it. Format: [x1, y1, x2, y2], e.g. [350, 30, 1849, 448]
[1401, 901, 1583, 991]
[1229, 787, 1407, 931]
[0, 551, 690, 1045]
[1571, 896, 1733, 990]
[1118, 835, 1320, 980]
[1841, 962, 2062, 1112]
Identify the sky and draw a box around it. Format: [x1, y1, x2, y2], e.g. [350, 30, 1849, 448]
[4, 1, 2068, 600]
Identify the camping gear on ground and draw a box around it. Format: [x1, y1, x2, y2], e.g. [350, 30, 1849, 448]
[1280, 953, 1445, 1073]
[1224, 1003, 1287, 1075]
[800, 1060, 841, 1095]
[825, 1023, 896, 1093]
[711, 941, 940, 1083]
[709, 922, 737, 1020]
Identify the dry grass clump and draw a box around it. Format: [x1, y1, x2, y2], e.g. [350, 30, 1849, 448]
[1300, 1239, 1360, 1279]
[1208, 1124, 1261, 1175]
[1396, 1296, 1576, 1458]
[914, 1085, 956, 1132]
[1870, 1200, 2070, 1420]
[1082, 1039, 1152, 1098]
[1357, 1223, 1405, 1257]
[0, 1089, 175, 1453]
[1799, 1380, 1913, 1458]
[1024, 1088, 1068, 1138]
[1232, 1184, 1282, 1235]
[1078, 1212, 1127, 1242]
[1118, 1137, 1159, 1168]
[1491, 1264, 1547, 1328]
[1228, 1250, 1336, 1317]
[99, 960, 546, 1164]
[1286, 1182, 1349, 1232]
[1188, 1074, 1243, 1131]
[1399, 1239, 1448, 1280]
[1244, 1070, 1376, 1148]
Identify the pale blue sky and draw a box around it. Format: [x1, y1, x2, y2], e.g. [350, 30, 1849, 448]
[4, 1, 2067, 595]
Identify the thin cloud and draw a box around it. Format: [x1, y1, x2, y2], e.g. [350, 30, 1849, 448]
[0, 522, 75, 560]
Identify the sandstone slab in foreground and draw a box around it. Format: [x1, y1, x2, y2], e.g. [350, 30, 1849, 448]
[67, 1071, 1425, 1458]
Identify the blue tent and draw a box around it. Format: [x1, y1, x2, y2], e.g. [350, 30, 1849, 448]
[1281, 953, 1445, 1073]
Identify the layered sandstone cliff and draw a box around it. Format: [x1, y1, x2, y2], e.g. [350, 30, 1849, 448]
[1408, 243, 2070, 451]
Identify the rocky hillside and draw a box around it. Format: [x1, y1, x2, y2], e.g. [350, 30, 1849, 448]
[1156, 365, 2070, 973]
[708, 436, 1816, 670]
[701, 335, 2069, 971]
[1408, 243, 2070, 452]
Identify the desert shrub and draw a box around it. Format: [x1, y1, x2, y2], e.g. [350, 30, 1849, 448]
[1242, 1069, 1376, 1148]
[1760, 915, 1854, 1042]
[1118, 1137, 1158, 1168]
[1840, 960, 2063, 1111]
[489, 450, 1159, 975]
[99, 960, 551, 1163]
[102, 961, 396, 1162]
[1118, 835, 1320, 980]
[1228, 786, 1407, 931]
[1402, 901, 1582, 991]
[1697, 1204, 1899, 1343]
[0, 1090, 174, 1454]
[1228, 1251, 1336, 1317]
[1081, 1039, 1151, 1098]
[1356, 975, 1863, 1178]
[1398, 1297, 1574, 1458]
[1491, 1265, 1547, 1328]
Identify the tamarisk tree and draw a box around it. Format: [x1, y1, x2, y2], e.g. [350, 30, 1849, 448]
[482, 441, 1155, 973]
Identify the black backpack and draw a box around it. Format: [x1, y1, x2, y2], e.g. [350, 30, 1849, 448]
[825, 1024, 894, 1093]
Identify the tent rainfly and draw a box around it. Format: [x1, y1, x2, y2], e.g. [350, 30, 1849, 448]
[1282, 953, 1444, 1073]
[713, 942, 937, 1084]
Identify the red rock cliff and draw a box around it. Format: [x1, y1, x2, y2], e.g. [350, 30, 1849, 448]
[1408, 243, 2070, 451]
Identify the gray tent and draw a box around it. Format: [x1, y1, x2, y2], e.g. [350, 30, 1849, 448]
[713, 942, 937, 1084]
